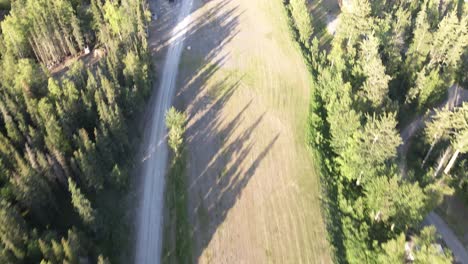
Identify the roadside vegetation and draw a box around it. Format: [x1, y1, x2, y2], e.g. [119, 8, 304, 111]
[162, 107, 191, 264]
[284, 0, 467, 262]
[0, 0, 150, 262]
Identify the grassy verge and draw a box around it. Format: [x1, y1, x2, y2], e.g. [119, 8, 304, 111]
[163, 149, 192, 264]
[282, 1, 345, 262]
[162, 108, 192, 264]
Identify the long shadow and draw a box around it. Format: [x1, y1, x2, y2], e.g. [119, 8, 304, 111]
[154, 0, 281, 261]
[133, 1, 245, 263]
[186, 98, 280, 260]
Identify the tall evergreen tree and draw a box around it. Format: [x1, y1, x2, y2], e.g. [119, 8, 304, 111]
[405, 6, 432, 79]
[358, 35, 391, 109]
[364, 176, 427, 228]
[429, 11, 468, 72]
[333, 0, 374, 60]
[339, 113, 401, 184]
[72, 129, 103, 191]
[68, 178, 96, 225]
[425, 103, 468, 174]
[0, 201, 28, 261]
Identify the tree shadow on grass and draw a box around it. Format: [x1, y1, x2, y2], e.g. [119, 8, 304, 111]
[185, 90, 280, 261]
[134, 0, 244, 263]
[166, 0, 281, 261]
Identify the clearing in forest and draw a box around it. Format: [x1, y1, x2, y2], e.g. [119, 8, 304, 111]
[170, 0, 333, 262]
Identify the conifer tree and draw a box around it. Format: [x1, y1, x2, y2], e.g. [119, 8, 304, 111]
[61, 229, 81, 264]
[334, 0, 374, 59]
[364, 176, 426, 228]
[0, 201, 28, 260]
[166, 107, 186, 156]
[12, 152, 54, 213]
[405, 6, 432, 78]
[425, 103, 468, 174]
[317, 66, 361, 153]
[406, 67, 444, 109]
[377, 6, 411, 76]
[429, 11, 467, 71]
[0, 103, 24, 145]
[289, 0, 313, 46]
[68, 178, 96, 225]
[358, 35, 391, 109]
[72, 129, 103, 191]
[339, 113, 401, 184]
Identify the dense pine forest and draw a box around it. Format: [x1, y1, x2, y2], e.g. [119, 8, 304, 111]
[286, 0, 467, 263]
[0, 0, 150, 262]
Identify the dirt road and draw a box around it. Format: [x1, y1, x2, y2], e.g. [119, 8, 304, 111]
[134, 0, 194, 263]
[423, 212, 468, 264]
[172, 0, 332, 262]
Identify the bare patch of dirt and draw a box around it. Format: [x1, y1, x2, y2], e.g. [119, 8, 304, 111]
[48, 50, 103, 77]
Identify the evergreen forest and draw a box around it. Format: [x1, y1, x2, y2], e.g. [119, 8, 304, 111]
[0, 0, 151, 262]
[0, 0, 467, 263]
[286, 0, 468, 262]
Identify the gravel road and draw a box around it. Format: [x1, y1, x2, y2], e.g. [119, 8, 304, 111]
[423, 212, 468, 264]
[134, 0, 193, 263]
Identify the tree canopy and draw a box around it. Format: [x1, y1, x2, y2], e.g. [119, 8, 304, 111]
[285, 0, 468, 262]
[0, 0, 151, 262]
